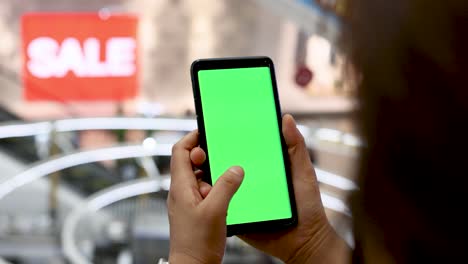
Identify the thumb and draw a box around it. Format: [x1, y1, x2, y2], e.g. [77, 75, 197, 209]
[203, 166, 244, 213]
[282, 114, 315, 175]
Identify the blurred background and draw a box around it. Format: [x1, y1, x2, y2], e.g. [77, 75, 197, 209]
[0, 0, 357, 263]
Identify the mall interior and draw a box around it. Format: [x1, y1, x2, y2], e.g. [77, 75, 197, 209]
[0, 0, 358, 263]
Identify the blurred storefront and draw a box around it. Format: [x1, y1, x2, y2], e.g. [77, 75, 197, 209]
[0, 0, 354, 118]
[0, 1, 357, 263]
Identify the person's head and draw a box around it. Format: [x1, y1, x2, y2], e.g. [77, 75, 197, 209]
[347, 0, 468, 262]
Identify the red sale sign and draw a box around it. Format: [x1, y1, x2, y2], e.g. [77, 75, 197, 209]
[21, 13, 139, 101]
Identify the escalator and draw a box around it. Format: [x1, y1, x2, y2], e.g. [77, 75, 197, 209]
[0, 106, 123, 196]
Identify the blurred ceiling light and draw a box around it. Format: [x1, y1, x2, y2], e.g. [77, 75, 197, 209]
[0, 122, 51, 139]
[0, 117, 197, 139]
[321, 193, 351, 216]
[0, 118, 313, 146]
[315, 128, 342, 143]
[87, 179, 160, 211]
[342, 133, 362, 147]
[160, 176, 171, 191]
[81, 175, 351, 215]
[315, 128, 363, 147]
[142, 137, 157, 151]
[0, 144, 172, 200]
[0, 141, 356, 202]
[54, 117, 197, 132]
[315, 167, 357, 191]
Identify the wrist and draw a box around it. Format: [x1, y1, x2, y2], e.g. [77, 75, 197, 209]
[286, 224, 350, 264]
[169, 252, 205, 264]
[169, 251, 221, 264]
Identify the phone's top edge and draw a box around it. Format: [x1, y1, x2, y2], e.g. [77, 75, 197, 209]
[191, 56, 274, 73]
[193, 56, 271, 62]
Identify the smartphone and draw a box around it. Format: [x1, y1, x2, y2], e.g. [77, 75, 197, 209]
[190, 56, 297, 236]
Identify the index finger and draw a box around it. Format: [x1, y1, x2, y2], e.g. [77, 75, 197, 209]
[170, 130, 199, 187]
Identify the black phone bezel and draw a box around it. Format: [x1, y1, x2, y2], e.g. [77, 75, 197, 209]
[190, 56, 297, 236]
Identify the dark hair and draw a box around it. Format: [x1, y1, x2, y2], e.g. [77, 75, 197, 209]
[347, 0, 468, 262]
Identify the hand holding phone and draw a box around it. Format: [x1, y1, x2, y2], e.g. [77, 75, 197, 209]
[168, 131, 245, 264]
[168, 57, 348, 263]
[238, 115, 349, 263]
[185, 115, 349, 263]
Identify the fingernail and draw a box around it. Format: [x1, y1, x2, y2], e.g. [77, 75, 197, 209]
[288, 114, 297, 124]
[229, 166, 244, 177]
[282, 114, 293, 124]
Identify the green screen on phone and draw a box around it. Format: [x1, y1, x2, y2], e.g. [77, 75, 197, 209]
[198, 66, 292, 225]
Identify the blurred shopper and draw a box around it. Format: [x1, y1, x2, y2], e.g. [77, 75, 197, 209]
[168, 0, 468, 263]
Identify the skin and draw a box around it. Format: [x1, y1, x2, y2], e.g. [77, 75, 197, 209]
[168, 114, 350, 263]
[168, 129, 245, 264]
